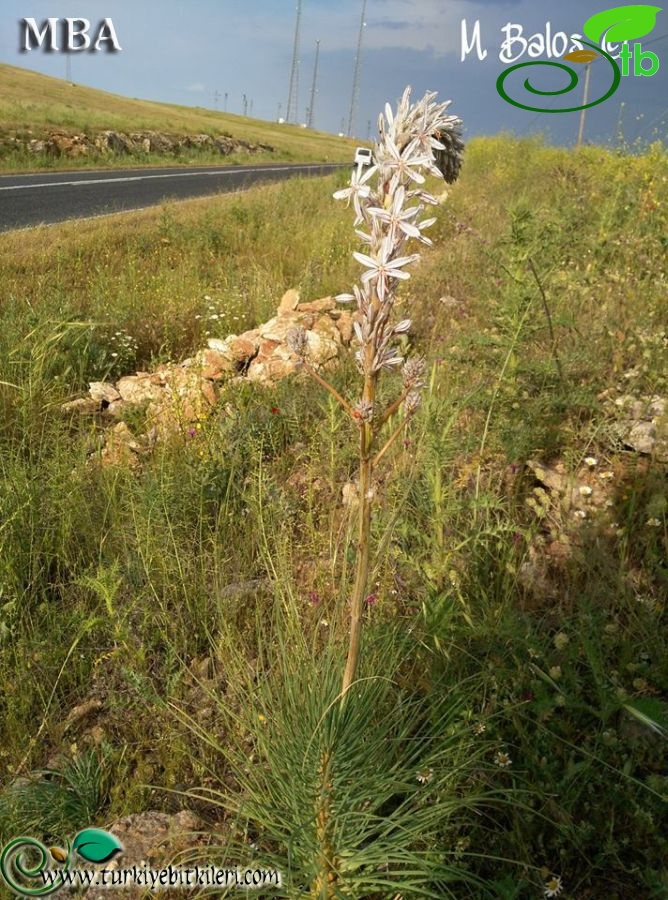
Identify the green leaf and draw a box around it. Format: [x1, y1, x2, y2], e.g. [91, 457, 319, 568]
[623, 698, 668, 736]
[583, 5, 662, 44]
[72, 829, 123, 864]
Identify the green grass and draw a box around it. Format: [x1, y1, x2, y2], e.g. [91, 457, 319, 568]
[0, 135, 666, 898]
[0, 63, 356, 170]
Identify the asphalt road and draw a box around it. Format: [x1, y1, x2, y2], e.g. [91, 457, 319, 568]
[0, 162, 345, 232]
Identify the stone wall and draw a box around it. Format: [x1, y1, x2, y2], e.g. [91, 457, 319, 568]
[62, 290, 353, 465]
[0, 129, 273, 160]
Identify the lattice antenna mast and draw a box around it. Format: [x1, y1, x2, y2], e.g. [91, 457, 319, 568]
[286, 0, 303, 124]
[307, 39, 320, 128]
[347, 0, 367, 137]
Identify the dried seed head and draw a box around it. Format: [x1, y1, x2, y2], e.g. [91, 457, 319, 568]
[286, 326, 308, 357]
[403, 357, 426, 388]
[353, 399, 375, 423]
[404, 391, 422, 416]
[432, 119, 465, 185]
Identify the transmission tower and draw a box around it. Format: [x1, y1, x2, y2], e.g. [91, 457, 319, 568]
[307, 39, 320, 128]
[286, 0, 302, 123]
[347, 0, 367, 137]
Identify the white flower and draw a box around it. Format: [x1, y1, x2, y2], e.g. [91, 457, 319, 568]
[584, 456, 598, 467]
[333, 86, 462, 414]
[646, 517, 661, 527]
[367, 186, 421, 243]
[333, 163, 377, 225]
[352, 244, 419, 303]
[578, 485, 593, 497]
[379, 135, 431, 188]
[416, 767, 434, 785]
[494, 750, 512, 768]
[544, 874, 563, 897]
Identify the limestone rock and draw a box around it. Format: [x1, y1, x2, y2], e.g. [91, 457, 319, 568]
[296, 296, 335, 313]
[148, 132, 175, 153]
[103, 130, 134, 154]
[278, 288, 300, 314]
[116, 374, 165, 404]
[336, 310, 354, 344]
[196, 348, 235, 380]
[89, 381, 121, 405]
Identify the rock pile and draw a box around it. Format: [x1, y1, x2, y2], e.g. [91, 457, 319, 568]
[609, 393, 667, 462]
[62, 290, 354, 465]
[0, 129, 273, 160]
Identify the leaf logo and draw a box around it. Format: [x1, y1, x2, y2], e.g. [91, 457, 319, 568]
[72, 829, 123, 864]
[48, 846, 68, 864]
[563, 49, 601, 62]
[583, 4, 662, 44]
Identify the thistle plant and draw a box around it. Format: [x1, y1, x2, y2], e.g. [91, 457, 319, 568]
[290, 87, 463, 697]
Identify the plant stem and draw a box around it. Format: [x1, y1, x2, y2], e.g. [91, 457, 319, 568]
[373, 415, 408, 468]
[341, 374, 375, 698]
[527, 256, 564, 382]
[376, 385, 410, 430]
[302, 361, 355, 418]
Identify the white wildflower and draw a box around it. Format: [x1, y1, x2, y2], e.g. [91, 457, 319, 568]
[544, 875, 563, 897]
[494, 750, 512, 768]
[416, 767, 434, 785]
[333, 163, 377, 225]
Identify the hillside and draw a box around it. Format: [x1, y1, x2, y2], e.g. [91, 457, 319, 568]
[0, 63, 355, 167]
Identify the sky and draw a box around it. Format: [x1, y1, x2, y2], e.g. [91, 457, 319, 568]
[0, 0, 666, 146]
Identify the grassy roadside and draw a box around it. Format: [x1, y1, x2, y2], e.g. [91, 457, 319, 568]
[0, 63, 356, 172]
[0, 136, 666, 897]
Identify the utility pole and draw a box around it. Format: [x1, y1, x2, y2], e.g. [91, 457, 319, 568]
[213, 90, 220, 110]
[277, 102, 283, 121]
[243, 93, 248, 117]
[286, 0, 302, 123]
[347, 0, 367, 137]
[307, 39, 321, 129]
[224, 92, 228, 112]
[576, 63, 592, 146]
[250, 99, 254, 117]
[366, 119, 371, 140]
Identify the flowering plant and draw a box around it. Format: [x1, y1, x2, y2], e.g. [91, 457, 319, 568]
[289, 86, 463, 696]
